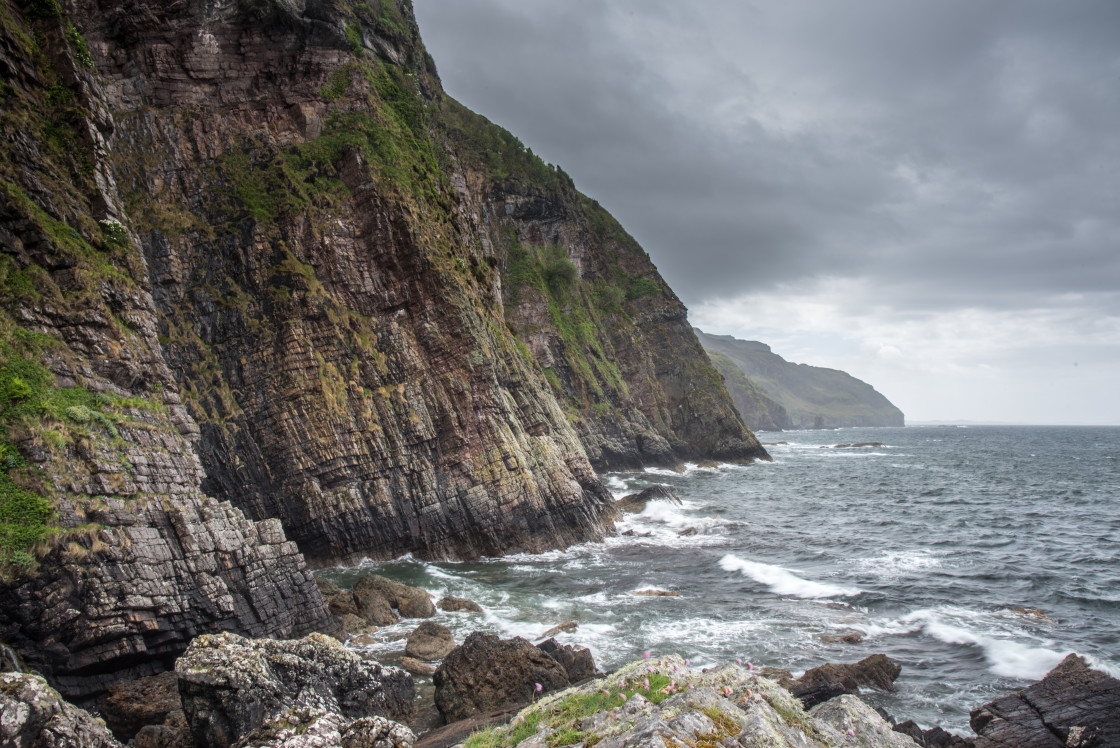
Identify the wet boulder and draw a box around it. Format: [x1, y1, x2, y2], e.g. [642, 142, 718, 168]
[792, 654, 902, 709]
[433, 632, 570, 722]
[970, 654, 1119, 747]
[615, 484, 681, 514]
[176, 631, 413, 748]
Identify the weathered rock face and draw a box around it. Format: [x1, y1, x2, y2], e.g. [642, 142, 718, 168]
[433, 632, 570, 722]
[65, 0, 618, 565]
[793, 654, 903, 709]
[231, 708, 416, 748]
[0, 671, 124, 748]
[99, 671, 182, 741]
[176, 631, 414, 748]
[444, 103, 769, 471]
[536, 637, 596, 683]
[969, 654, 1119, 747]
[404, 620, 455, 661]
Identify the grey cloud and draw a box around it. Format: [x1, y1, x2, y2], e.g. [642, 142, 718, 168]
[414, 0, 1120, 314]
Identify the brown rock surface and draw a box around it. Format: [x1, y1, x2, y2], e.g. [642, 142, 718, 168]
[433, 632, 570, 722]
[536, 637, 596, 682]
[355, 574, 434, 618]
[793, 654, 902, 709]
[99, 671, 182, 741]
[405, 621, 456, 661]
[438, 596, 484, 613]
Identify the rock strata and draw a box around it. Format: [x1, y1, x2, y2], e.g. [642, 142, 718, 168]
[969, 654, 1119, 747]
[176, 631, 414, 748]
[433, 632, 571, 722]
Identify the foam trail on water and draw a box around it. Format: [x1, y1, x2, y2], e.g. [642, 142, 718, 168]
[719, 554, 861, 598]
[914, 615, 1065, 680]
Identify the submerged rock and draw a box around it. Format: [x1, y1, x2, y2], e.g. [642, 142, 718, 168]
[433, 632, 570, 722]
[0, 671, 123, 748]
[615, 484, 681, 514]
[398, 657, 437, 677]
[537, 622, 579, 640]
[969, 654, 1119, 747]
[176, 631, 413, 748]
[633, 589, 681, 597]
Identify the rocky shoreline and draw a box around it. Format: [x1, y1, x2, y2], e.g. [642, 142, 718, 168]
[3, 571, 1117, 748]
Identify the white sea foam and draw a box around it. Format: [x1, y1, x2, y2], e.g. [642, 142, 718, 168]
[855, 550, 944, 578]
[719, 554, 861, 598]
[860, 607, 1071, 681]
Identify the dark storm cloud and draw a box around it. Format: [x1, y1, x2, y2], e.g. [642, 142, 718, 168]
[413, 0, 1120, 312]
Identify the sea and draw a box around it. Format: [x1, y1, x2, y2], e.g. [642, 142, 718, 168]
[319, 425, 1120, 734]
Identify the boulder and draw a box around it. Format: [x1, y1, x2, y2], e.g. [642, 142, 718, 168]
[352, 587, 400, 626]
[0, 671, 124, 748]
[398, 657, 437, 677]
[229, 706, 415, 748]
[633, 589, 680, 597]
[354, 574, 435, 618]
[970, 654, 1119, 747]
[405, 621, 456, 661]
[176, 631, 414, 748]
[341, 613, 376, 635]
[615, 484, 681, 514]
[433, 632, 570, 722]
[818, 632, 864, 644]
[537, 638, 596, 682]
[314, 576, 341, 598]
[100, 670, 183, 741]
[438, 596, 483, 613]
[134, 723, 193, 748]
[326, 589, 360, 618]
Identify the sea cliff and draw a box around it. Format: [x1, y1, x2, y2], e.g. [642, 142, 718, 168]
[0, 0, 764, 697]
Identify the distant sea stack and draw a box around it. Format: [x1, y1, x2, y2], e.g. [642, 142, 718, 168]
[697, 330, 905, 430]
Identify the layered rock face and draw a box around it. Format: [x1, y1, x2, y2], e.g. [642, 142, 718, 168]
[444, 101, 769, 470]
[73, 0, 618, 563]
[0, 0, 336, 700]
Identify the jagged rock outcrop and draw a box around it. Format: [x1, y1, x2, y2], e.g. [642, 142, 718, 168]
[969, 654, 1119, 747]
[615, 484, 680, 514]
[0, 671, 124, 748]
[231, 708, 416, 748]
[463, 657, 918, 748]
[698, 330, 905, 429]
[176, 631, 414, 748]
[793, 654, 903, 709]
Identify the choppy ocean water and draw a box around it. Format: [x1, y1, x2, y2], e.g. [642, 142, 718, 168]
[320, 425, 1120, 733]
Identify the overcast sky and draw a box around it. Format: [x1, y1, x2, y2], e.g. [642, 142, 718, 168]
[414, 0, 1120, 425]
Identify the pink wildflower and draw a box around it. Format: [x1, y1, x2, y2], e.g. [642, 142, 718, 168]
[647, 666, 655, 673]
[747, 662, 754, 671]
[643, 678, 649, 689]
[535, 683, 542, 693]
[642, 650, 651, 659]
[847, 729, 855, 737]
[684, 658, 690, 666]
[619, 694, 627, 702]
[736, 658, 743, 664]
